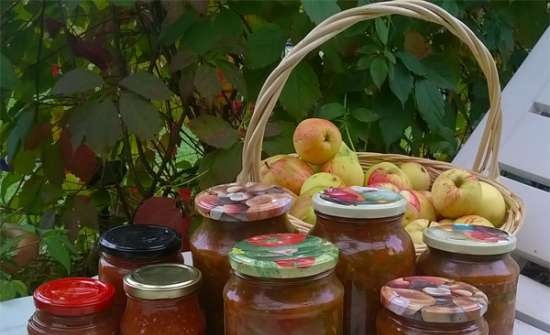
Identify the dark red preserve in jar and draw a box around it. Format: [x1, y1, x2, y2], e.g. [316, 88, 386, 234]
[27, 277, 117, 335]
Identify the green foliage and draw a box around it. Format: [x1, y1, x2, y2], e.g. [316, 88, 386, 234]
[0, 0, 548, 299]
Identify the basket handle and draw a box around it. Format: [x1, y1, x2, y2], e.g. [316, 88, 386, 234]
[238, 0, 502, 183]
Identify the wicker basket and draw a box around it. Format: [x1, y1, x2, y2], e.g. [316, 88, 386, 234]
[236, 0, 524, 255]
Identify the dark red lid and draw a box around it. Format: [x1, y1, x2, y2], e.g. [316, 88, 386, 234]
[33, 277, 115, 316]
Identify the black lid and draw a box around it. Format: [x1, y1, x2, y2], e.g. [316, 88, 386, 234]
[99, 224, 181, 259]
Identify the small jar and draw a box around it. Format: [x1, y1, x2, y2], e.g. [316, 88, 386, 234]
[311, 186, 416, 334]
[98, 224, 182, 316]
[120, 263, 205, 335]
[192, 182, 293, 335]
[224, 233, 344, 335]
[27, 277, 117, 335]
[417, 224, 520, 335]
[377, 276, 489, 335]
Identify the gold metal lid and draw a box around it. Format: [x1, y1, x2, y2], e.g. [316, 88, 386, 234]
[123, 263, 201, 300]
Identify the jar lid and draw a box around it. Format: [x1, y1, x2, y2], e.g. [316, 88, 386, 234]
[381, 276, 488, 324]
[99, 224, 181, 259]
[195, 182, 293, 222]
[229, 233, 338, 279]
[123, 263, 201, 300]
[312, 186, 407, 218]
[33, 278, 115, 316]
[424, 224, 516, 255]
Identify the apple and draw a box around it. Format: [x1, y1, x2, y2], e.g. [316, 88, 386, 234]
[320, 142, 364, 186]
[437, 219, 454, 225]
[431, 169, 482, 218]
[300, 172, 344, 196]
[293, 118, 342, 165]
[259, 155, 314, 194]
[454, 215, 494, 227]
[475, 182, 506, 227]
[364, 162, 412, 190]
[400, 190, 437, 225]
[0, 223, 39, 274]
[404, 219, 431, 245]
[400, 162, 431, 191]
[369, 182, 401, 193]
[289, 193, 316, 226]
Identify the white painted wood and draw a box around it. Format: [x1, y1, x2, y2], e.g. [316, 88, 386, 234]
[515, 319, 550, 335]
[516, 275, 550, 333]
[0, 296, 34, 335]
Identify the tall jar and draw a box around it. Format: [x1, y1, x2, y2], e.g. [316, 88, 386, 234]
[120, 263, 205, 335]
[311, 187, 416, 334]
[98, 224, 182, 317]
[224, 233, 344, 335]
[377, 276, 489, 335]
[191, 182, 293, 335]
[27, 277, 117, 335]
[417, 224, 520, 335]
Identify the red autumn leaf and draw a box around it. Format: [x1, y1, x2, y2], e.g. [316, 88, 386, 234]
[404, 30, 432, 60]
[51, 64, 60, 78]
[45, 18, 64, 37]
[24, 123, 51, 150]
[59, 129, 99, 183]
[67, 33, 112, 70]
[178, 187, 192, 204]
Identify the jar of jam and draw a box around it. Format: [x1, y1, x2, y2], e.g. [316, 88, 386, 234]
[417, 224, 519, 335]
[192, 182, 293, 335]
[224, 233, 344, 335]
[99, 224, 182, 317]
[311, 186, 416, 334]
[377, 276, 489, 335]
[120, 263, 205, 335]
[27, 277, 117, 335]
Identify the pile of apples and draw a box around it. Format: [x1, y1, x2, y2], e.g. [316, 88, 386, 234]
[260, 118, 507, 246]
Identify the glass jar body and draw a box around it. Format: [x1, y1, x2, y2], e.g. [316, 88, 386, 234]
[190, 215, 288, 335]
[27, 310, 118, 335]
[311, 213, 416, 335]
[376, 308, 488, 335]
[224, 270, 344, 335]
[417, 248, 519, 335]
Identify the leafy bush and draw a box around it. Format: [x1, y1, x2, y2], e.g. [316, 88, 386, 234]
[0, 0, 547, 299]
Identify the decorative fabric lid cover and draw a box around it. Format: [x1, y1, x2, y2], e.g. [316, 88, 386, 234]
[312, 186, 407, 218]
[424, 224, 516, 255]
[229, 233, 338, 279]
[195, 182, 293, 222]
[381, 276, 488, 324]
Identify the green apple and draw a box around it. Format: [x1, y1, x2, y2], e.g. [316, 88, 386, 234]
[431, 169, 482, 218]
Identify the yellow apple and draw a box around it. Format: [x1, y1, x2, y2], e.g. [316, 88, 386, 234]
[475, 182, 506, 227]
[431, 169, 482, 218]
[364, 162, 412, 190]
[454, 215, 494, 227]
[369, 182, 401, 193]
[259, 155, 314, 194]
[400, 162, 431, 191]
[405, 219, 431, 245]
[300, 172, 344, 196]
[293, 118, 342, 165]
[289, 193, 316, 226]
[400, 190, 437, 225]
[320, 142, 364, 186]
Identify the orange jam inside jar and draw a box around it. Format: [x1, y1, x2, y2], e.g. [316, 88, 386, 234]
[417, 224, 519, 335]
[377, 276, 489, 335]
[98, 224, 182, 317]
[120, 263, 205, 335]
[27, 277, 117, 335]
[192, 182, 293, 335]
[224, 233, 344, 335]
[311, 187, 416, 334]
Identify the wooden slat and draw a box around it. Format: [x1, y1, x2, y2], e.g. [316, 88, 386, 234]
[515, 319, 550, 335]
[516, 274, 550, 332]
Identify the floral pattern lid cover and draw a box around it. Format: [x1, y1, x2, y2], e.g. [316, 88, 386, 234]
[229, 233, 339, 279]
[195, 182, 293, 222]
[312, 186, 407, 218]
[423, 224, 516, 255]
[381, 276, 488, 324]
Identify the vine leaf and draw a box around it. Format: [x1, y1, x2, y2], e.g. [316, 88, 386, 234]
[0, 52, 17, 89]
[43, 234, 72, 274]
[280, 63, 321, 120]
[7, 111, 34, 162]
[61, 196, 98, 241]
[194, 64, 222, 104]
[352, 108, 380, 123]
[370, 57, 388, 88]
[396, 51, 427, 76]
[189, 114, 239, 149]
[119, 72, 173, 100]
[119, 93, 163, 141]
[52, 68, 103, 95]
[389, 62, 414, 105]
[415, 79, 445, 132]
[43, 143, 64, 185]
[317, 103, 345, 120]
[302, 0, 341, 24]
[245, 24, 286, 69]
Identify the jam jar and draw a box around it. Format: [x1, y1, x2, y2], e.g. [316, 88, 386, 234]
[120, 263, 205, 335]
[192, 182, 293, 335]
[311, 186, 416, 335]
[224, 233, 344, 335]
[27, 277, 117, 335]
[417, 224, 519, 335]
[377, 276, 489, 335]
[98, 224, 182, 317]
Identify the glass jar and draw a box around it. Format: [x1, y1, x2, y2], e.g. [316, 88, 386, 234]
[192, 182, 293, 335]
[120, 263, 205, 335]
[224, 233, 344, 335]
[311, 186, 416, 334]
[377, 276, 489, 335]
[98, 224, 182, 317]
[27, 277, 117, 335]
[417, 224, 519, 335]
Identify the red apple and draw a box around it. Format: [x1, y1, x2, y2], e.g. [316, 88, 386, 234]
[259, 155, 314, 194]
[364, 162, 412, 190]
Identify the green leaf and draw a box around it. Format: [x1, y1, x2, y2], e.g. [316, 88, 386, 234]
[68, 99, 122, 155]
[212, 8, 244, 39]
[357, 55, 374, 70]
[183, 20, 217, 54]
[389, 62, 414, 105]
[396, 51, 427, 76]
[12, 149, 36, 175]
[119, 93, 163, 141]
[7, 111, 33, 162]
[0, 173, 20, 202]
[199, 142, 243, 189]
[245, 24, 286, 69]
[374, 93, 411, 147]
[414, 79, 444, 132]
[280, 63, 321, 120]
[52, 68, 103, 95]
[169, 49, 197, 72]
[110, 0, 135, 7]
[352, 107, 380, 123]
[317, 103, 345, 120]
[370, 57, 388, 88]
[189, 114, 239, 149]
[61, 196, 98, 240]
[0, 53, 17, 89]
[263, 121, 295, 155]
[119, 72, 173, 100]
[193, 64, 222, 104]
[43, 234, 72, 274]
[302, 0, 341, 24]
[158, 11, 195, 45]
[217, 61, 247, 97]
[20, 176, 62, 211]
[375, 18, 389, 45]
[43, 143, 64, 185]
